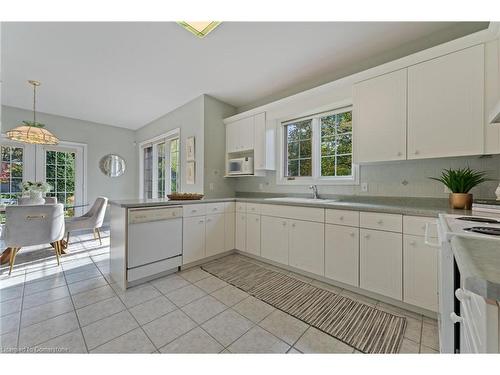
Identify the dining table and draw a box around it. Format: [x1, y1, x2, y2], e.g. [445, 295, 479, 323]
[0, 203, 89, 265]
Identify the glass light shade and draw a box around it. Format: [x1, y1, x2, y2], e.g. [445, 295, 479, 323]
[6, 124, 59, 145]
[178, 21, 221, 38]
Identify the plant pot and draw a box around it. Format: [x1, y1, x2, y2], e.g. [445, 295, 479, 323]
[449, 193, 473, 210]
[23, 191, 45, 205]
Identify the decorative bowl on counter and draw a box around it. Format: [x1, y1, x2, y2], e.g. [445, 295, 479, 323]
[167, 193, 204, 201]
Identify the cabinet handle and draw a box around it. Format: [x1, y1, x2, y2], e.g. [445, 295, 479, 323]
[377, 220, 383, 225]
[364, 234, 370, 239]
[409, 240, 416, 246]
[397, 152, 402, 157]
[256, 218, 259, 222]
[455, 288, 471, 302]
[349, 232, 355, 237]
[414, 150, 420, 155]
[207, 218, 211, 222]
[339, 216, 344, 221]
[192, 209, 197, 213]
[199, 220, 204, 224]
[282, 221, 287, 226]
[450, 312, 464, 324]
[291, 223, 296, 228]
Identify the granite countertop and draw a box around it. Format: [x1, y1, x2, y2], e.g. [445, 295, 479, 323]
[110, 194, 470, 217]
[451, 236, 500, 301]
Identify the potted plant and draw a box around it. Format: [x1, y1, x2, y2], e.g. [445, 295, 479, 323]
[429, 167, 491, 209]
[21, 181, 52, 205]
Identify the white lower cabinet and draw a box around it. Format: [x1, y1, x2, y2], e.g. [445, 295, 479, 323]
[403, 235, 438, 312]
[289, 220, 324, 276]
[182, 216, 206, 264]
[246, 213, 261, 256]
[205, 214, 225, 257]
[360, 228, 402, 300]
[261, 216, 289, 264]
[325, 224, 359, 287]
[224, 212, 235, 251]
[235, 213, 247, 252]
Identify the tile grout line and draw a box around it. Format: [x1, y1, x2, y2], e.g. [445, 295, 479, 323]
[60, 263, 92, 353]
[15, 270, 27, 352]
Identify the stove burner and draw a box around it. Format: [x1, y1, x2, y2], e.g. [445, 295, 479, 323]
[463, 226, 500, 236]
[456, 216, 500, 224]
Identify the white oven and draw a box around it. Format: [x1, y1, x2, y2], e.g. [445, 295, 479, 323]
[227, 157, 254, 175]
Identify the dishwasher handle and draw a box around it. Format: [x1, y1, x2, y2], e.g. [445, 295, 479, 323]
[128, 207, 183, 224]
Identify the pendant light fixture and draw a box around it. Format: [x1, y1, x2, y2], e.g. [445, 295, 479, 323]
[6, 80, 59, 145]
[177, 22, 221, 38]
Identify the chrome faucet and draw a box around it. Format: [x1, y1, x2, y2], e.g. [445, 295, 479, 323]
[309, 185, 319, 199]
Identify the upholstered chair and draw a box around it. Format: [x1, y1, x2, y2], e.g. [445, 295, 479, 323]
[18, 196, 57, 205]
[65, 197, 108, 246]
[4, 203, 65, 275]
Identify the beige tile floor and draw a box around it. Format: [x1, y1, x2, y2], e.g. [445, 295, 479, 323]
[0, 229, 439, 354]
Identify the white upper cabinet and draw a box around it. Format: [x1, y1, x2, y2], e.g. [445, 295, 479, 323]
[407, 44, 485, 159]
[226, 116, 254, 153]
[353, 69, 407, 163]
[253, 112, 266, 170]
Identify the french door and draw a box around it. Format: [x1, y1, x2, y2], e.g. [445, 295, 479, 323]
[0, 138, 85, 216]
[140, 134, 179, 199]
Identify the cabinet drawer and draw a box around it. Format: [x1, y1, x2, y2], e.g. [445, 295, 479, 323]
[360, 212, 402, 232]
[183, 204, 207, 217]
[236, 202, 247, 212]
[205, 202, 225, 215]
[325, 209, 359, 227]
[246, 203, 261, 214]
[260, 204, 324, 223]
[403, 216, 437, 237]
[224, 202, 236, 213]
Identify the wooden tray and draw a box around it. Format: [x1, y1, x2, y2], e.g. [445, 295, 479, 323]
[167, 193, 204, 201]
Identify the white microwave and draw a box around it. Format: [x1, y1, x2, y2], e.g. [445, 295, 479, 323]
[228, 157, 254, 175]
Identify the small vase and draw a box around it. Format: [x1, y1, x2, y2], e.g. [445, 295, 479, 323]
[449, 193, 473, 210]
[27, 190, 45, 205]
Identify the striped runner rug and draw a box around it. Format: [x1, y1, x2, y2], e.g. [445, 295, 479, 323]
[201, 255, 407, 354]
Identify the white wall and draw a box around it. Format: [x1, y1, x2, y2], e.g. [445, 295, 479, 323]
[135, 95, 205, 195]
[1, 105, 138, 204]
[203, 95, 236, 198]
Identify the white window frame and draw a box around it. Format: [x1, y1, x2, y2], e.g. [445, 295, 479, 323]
[277, 106, 359, 186]
[138, 129, 180, 199]
[1, 135, 88, 215]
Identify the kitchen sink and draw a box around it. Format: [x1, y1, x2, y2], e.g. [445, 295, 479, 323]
[264, 197, 338, 204]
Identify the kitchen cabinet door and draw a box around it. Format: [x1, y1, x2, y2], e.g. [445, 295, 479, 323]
[359, 228, 402, 300]
[226, 122, 238, 154]
[407, 44, 484, 159]
[253, 112, 266, 170]
[403, 235, 438, 311]
[224, 212, 235, 251]
[353, 69, 407, 163]
[261, 215, 289, 265]
[182, 216, 206, 265]
[289, 220, 324, 276]
[325, 224, 359, 287]
[246, 213, 261, 256]
[238, 116, 255, 151]
[235, 213, 246, 252]
[205, 214, 225, 257]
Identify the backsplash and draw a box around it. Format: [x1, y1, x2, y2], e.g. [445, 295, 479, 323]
[232, 154, 500, 199]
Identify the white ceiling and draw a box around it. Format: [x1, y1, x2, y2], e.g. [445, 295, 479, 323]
[1, 22, 488, 130]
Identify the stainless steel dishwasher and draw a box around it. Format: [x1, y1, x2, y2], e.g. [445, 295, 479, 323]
[127, 206, 182, 283]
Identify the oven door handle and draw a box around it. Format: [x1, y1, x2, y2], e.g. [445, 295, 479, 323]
[425, 222, 441, 248]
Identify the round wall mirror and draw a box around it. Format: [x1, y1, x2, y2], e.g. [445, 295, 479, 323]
[99, 154, 126, 177]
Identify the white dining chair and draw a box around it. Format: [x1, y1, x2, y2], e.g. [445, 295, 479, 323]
[18, 196, 57, 205]
[65, 197, 108, 246]
[3, 203, 65, 275]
